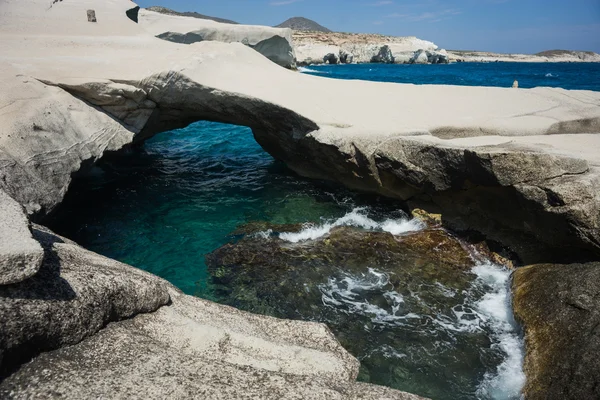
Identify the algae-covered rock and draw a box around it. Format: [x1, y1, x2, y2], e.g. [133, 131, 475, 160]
[206, 223, 508, 399]
[512, 262, 600, 400]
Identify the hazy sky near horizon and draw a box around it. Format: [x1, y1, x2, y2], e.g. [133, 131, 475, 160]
[136, 0, 600, 53]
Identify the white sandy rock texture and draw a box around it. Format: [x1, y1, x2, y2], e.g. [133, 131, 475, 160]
[139, 8, 296, 69]
[1, 0, 600, 397]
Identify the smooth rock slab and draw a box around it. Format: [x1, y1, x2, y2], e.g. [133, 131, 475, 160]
[0, 225, 171, 377]
[0, 279, 426, 400]
[0, 190, 43, 285]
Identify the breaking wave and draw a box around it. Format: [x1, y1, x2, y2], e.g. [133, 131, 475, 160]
[318, 261, 525, 399]
[278, 207, 424, 243]
[298, 67, 329, 74]
[473, 263, 525, 400]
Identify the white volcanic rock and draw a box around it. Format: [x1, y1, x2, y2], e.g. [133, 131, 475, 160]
[295, 43, 341, 65]
[410, 49, 449, 64]
[1, 1, 600, 397]
[138, 9, 296, 68]
[410, 49, 430, 64]
[293, 31, 440, 65]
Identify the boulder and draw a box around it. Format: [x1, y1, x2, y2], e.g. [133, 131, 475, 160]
[392, 51, 414, 64]
[339, 49, 354, 64]
[410, 49, 429, 64]
[428, 49, 449, 64]
[370, 45, 395, 63]
[323, 52, 339, 64]
[0, 224, 171, 377]
[0, 190, 44, 285]
[513, 263, 600, 399]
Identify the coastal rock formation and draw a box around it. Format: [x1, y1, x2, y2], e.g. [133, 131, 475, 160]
[139, 9, 296, 69]
[323, 52, 339, 64]
[513, 263, 600, 399]
[0, 223, 424, 400]
[339, 49, 354, 64]
[1, 0, 600, 397]
[371, 45, 394, 63]
[293, 31, 442, 65]
[448, 49, 600, 63]
[0, 224, 171, 378]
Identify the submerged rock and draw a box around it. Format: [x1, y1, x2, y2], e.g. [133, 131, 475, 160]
[207, 223, 513, 399]
[513, 262, 600, 400]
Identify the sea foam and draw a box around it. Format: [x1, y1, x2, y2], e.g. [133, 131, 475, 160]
[298, 67, 328, 74]
[473, 262, 526, 400]
[278, 208, 424, 243]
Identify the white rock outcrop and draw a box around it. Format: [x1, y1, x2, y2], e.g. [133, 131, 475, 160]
[1, 1, 600, 398]
[293, 32, 443, 65]
[139, 9, 296, 69]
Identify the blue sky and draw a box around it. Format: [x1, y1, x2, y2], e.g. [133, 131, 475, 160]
[137, 0, 600, 53]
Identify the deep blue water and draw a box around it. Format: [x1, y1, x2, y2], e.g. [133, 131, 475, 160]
[49, 62, 599, 400]
[300, 62, 600, 91]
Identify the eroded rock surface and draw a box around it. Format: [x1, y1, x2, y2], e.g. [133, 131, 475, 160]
[512, 263, 600, 400]
[0, 223, 424, 400]
[0, 190, 43, 285]
[139, 9, 296, 69]
[0, 224, 171, 377]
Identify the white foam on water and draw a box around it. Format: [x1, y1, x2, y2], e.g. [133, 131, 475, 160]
[319, 268, 421, 326]
[298, 67, 328, 74]
[545, 72, 557, 78]
[279, 208, 424, 243]
[252, 229, 273, 240]
[473, 262, 526, 400]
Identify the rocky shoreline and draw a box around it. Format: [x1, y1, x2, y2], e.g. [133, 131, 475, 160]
[1, 0, 600, 398]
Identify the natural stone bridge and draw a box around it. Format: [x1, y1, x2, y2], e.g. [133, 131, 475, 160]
[1, 0, 600, 398]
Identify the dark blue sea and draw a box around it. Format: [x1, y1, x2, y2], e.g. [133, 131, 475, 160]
[300, 62, 600, 91]
[50, 62, 600, 400]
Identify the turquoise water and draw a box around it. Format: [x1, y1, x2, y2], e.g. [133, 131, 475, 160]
[49, 63, 599, 399]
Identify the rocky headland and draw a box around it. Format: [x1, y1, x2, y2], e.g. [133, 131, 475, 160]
[1, 0, 600, 398]
[449, 49, 600, 63]
[292, 31, 449, 65]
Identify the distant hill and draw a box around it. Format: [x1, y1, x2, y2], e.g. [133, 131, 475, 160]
[276, 17, 331, 33]
[535, 49, 596, 57]
[146, 6, 238, 25]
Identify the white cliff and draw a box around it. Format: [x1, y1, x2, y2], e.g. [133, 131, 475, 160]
[292, 31, 448, 65]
